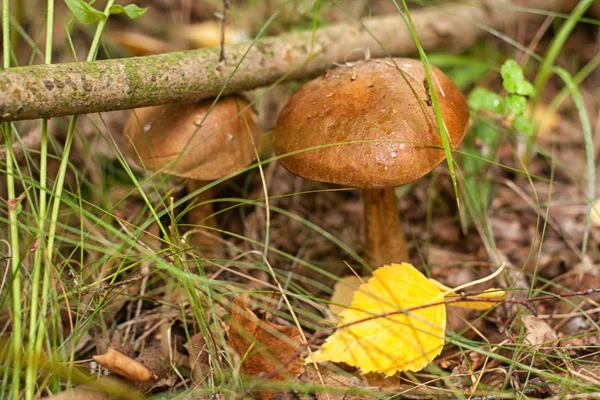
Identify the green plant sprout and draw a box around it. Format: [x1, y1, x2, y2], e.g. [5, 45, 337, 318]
[64, 0, 148, 24]
[461, 59, 534, 228]
[468, 59, 534, 137]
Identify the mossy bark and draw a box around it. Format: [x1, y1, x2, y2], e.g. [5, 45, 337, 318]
[0, 0, 577, 122]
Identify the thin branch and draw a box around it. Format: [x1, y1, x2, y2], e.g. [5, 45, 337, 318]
[0, 0, 578, 122]
[337, 287, 600, 331]
[219, 0, 231, 64]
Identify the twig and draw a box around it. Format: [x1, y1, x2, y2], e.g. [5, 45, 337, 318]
[218, 0, 231, 64]
[0, 0, 578, 122]
[337, 287, 600, 331]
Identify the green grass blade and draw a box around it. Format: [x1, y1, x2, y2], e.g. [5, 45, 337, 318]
[393, 0, 461, 206]
[553, 67, 594, 259]
[532, 0, 594, 100]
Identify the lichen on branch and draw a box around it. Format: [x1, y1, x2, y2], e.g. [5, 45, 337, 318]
[0, 0, 577, 122]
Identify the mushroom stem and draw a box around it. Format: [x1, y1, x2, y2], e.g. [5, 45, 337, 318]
[186, 180, 220, 254]
[362, 188, 409, 267]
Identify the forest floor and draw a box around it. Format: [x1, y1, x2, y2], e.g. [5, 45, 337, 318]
[1, 0, 600, 399]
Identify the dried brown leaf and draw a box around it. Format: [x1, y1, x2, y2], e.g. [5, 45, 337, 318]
[6, 191, 26, 211]
[302, 367, 405, 400]
[105, 32, 173, 56]
[228, 294, 305, 400]
[523, 315, 558, 349]
[329, 276, 363, 315]
[93, 347, 154, 382]
[133, 343, 173, 393]
[184, 333, 211, 385]
[180, 22, 247, 48]
[45, 386, 114, 400]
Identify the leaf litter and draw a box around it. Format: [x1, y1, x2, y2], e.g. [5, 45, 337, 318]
[5, 1, 600, 399]
[228, 294, 305, 400]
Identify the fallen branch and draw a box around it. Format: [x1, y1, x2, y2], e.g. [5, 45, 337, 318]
[0, 0, 577, 122]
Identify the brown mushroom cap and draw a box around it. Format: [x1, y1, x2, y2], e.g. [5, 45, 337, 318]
[274, 58, 469, 189]
[125, 96, 260, 181]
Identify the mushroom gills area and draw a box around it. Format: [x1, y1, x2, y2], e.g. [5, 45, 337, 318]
[363, 187, 408, 267]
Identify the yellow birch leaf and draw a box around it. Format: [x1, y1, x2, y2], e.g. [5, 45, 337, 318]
[329, 275, 363, 315]
[311, 263, 446, 376]
[429, 279, 506, 310]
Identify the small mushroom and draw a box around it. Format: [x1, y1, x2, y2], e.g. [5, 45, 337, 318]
[274, 58, 469, 267]
[124, 95, 260, 254]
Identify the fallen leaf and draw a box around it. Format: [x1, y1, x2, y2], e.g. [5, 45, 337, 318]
[5, 191, 26, 212]
[184, 332, 211, 385]
[523, 315, 560, 367]
[330, 274, 506, 318]
[181, 22, 248, 49]
[132, 343, 173, 393]
[329, 276, 363, 315]
[93, 347, 154, 382]
[45, 386, 114, 400]
[104, 31, 173, 55]
[311, 263, 446, 376]
[300, 367, 370, 400]
[228, 294, 305, 399]
[0, 337, 141, 400]
[523, 315, 558, 349]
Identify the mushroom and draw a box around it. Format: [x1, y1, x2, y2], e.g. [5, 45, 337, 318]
[273, 58, 469, 267]
[124, 95, 260, 253]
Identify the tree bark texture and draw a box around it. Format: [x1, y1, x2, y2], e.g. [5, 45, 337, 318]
[0, 0, 577, 122]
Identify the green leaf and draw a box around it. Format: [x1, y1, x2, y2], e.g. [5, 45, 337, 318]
[484, 93, 506, 115]
[512, 115, 534, 136]
[506, 94, 526, 116]
[501, 59, 533, 95]
[64, 0, 106, 24]
[109, 4, 148, 19]
[515, 80, 533, 96]
[500, 59, 524, 83]
[467, 88, 487, 111]
[505, 79, 533, 96]
[504, 79, 533, 96]
[468, 88, 505, 114]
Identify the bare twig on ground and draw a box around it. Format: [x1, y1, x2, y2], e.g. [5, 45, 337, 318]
[0, 0, 578, 122]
